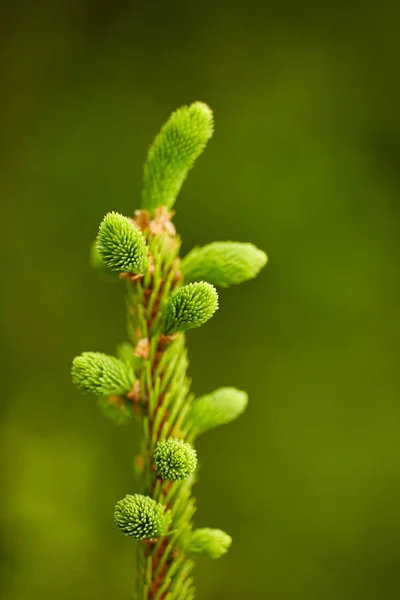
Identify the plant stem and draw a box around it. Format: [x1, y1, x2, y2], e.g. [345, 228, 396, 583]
[128, 230, 195, 599]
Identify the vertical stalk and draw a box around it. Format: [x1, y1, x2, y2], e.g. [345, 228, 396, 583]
[128, 230, 195, 599]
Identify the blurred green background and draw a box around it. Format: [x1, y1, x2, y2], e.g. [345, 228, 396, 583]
[1, 1, 400, 598]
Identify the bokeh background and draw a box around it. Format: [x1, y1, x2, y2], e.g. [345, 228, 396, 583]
[1, 1, 400, 598]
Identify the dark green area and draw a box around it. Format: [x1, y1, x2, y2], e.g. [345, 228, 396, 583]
[1, 1, 400, 598]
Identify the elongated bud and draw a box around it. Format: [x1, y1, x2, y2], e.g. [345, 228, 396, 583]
[154, 438, 197, 481]
[71, 352, 135, 396]
[188, 387, 248, 437]
[186, 528, 232, 559]
[114, 494, 171, 540]
[96, 212, 148, 273]
[142, 102, 214, 212]
[181, 241, 267, 287]
[163, 282, 218, 335]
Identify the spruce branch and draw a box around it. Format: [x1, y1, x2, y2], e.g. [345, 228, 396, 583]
[71, 102, 267, 598]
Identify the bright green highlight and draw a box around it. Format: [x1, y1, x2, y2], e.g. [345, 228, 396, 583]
[163, 282, 219, 335]
[181, 241, 267, 287]
[71, 352, 134, 396]
[96, 212, 148, 273]
[142, 102, 214, 212]
[188, 387, 248, 437]
[154, 438, 197, 481]
[114, 494, 171, 540]
[186, 528, 232, 559]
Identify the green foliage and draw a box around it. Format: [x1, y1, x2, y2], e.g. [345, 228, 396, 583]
[117, 342, 136, 370]
[96, 212, 148, 273]
[71, 352, 135, 396]
[181, 241, 267, 287]
[154, 438, 197, 481]
[142, 102, 214, 212]
[98, 395, 132, 425]
[163, 282, 219, 335]
[188, 387, 248, 437]
[186, 528, 232, 559]
[72, 102, 267, 598]
[114, 494, 171, 540]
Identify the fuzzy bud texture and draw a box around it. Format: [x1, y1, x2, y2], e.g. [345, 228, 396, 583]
[142, 102, 214, 211]
[186, 528, 232, 559]
[181, 241, 267, 287]
[114, 494, 171, 540]
[188, 387, 248, 436]
[71, 352, 134, 396]
[163, 282, 219, 335]
[154, 438, 197, 481]
[96, 212, 147, 273]
[90, 241, 119, 281]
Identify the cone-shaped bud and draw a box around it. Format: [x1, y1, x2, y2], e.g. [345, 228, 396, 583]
[90, 241, 118, 281]
[142, 102, 214, 212]
[96, 212, 147, 273]
[114, 494, 171, 540]
[154, 438, 197, 481]
[181, 241, 267, 287]
[188, 387, 248, 437]
[163, 282, 218, 335]
[71, 352, 135, 396]
[186, 528, 232, 559]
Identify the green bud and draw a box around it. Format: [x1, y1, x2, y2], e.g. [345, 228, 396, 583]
[163, 282, 219, 335]
[142, 102, 214, 212]
[188, 387, 248, 437]
[154, 438, 197, 481]
[89, 241, 118, 282]
[96, 212, 148, 273]
[71, 352, 135, 396]
[114, 494, 171, 540]
[90, 240, 106, 270]
[181, 241, 267, 287]
[186, 528, 232, 559]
